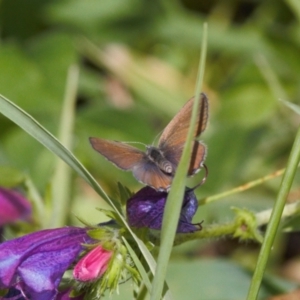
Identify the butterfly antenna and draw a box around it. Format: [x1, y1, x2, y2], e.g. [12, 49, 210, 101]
[152, 130, 163, 146]
[191, 164, 208, 191]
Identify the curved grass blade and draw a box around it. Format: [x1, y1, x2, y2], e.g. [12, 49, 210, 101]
[0, 93, 158, 294]
[0, 93, 112, 206]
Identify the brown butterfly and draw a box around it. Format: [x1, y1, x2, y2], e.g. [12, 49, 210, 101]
[90, 93, 209, 191]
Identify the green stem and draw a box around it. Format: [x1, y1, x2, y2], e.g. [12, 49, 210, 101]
[173, 223, 236, 246]
[162, 199, 300, 247]
[247, 125, 300, 300]
[50, 65, 79, 228]
[200, 168, 284, 205]
[24, 176, 45, 227]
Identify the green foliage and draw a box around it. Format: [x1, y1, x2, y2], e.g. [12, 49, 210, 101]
[1, 0, 300, 299]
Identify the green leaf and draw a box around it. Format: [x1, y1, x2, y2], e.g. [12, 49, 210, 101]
[117, 181, 133, 206]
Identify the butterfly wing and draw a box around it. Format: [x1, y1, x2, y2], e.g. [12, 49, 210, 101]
[158, 93, 208, 149]
[160, 140, 207, 176]
[89, 137, 146, 170]
[90, 137, 172, 190]
[158, 93, 209, 174]
[132, 161, 173, 191]
[188, 141, 207, 175]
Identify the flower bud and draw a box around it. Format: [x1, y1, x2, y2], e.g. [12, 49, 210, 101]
[0, 187, 31, 226]
[73, 245, 113, 282]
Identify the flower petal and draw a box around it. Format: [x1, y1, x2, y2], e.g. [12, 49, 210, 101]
[126, 186, 199, 233]
[0, 227, 90, 300]
[0, 187, 31, 226]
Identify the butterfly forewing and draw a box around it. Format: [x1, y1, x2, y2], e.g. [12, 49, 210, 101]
[158, 93, 209, 174]
[89, 138, 146, 170]
[158, 93, 209, 150]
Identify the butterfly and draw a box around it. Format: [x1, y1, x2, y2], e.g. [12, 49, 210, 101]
[89, 93, 209, 191]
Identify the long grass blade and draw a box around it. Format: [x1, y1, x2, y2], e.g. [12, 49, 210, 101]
[246, 125, 300, 299]
[150, 23, 208, 300]
[0, 93, 157, 293]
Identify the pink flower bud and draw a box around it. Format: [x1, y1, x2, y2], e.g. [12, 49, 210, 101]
[73, 245, 113, 282]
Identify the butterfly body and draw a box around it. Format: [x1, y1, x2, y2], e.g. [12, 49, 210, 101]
[90, 93, 209, 191]
[146, 146, 174, 174]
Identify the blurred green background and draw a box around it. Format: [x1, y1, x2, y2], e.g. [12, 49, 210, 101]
[1, 0, 300, 299]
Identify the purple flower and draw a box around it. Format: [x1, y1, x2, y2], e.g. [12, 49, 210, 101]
[0, 227, 91, 300]
[0, 187, 31, 226]
[126, 186, 200, 233]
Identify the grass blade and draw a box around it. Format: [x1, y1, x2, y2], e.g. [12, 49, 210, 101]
[50, 65, 79, 228]
[150, 23, 208, 300]
[0, 93, 112, 205]
[246, 125, 300, 299]
[0, 93, 157, 293]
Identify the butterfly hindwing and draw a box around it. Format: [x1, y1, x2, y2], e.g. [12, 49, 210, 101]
[161, 141, 207, 176]
[132, 160, 173, 191]
[188, 141, 207, 175]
